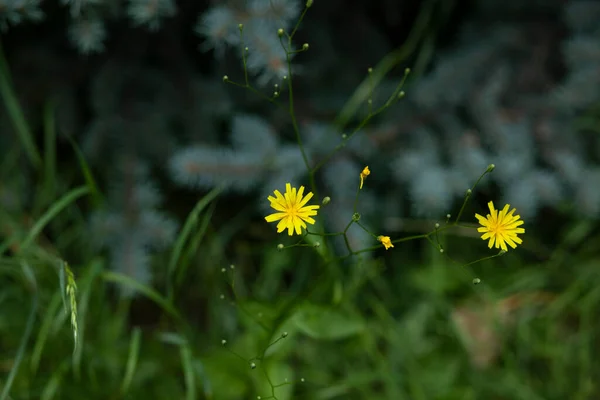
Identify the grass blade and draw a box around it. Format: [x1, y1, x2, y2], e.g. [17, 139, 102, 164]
[1, 262, 38, 400]
[19, 186, 89, 251]
[30, 291, 62, 376]
[180, 342, 197, 400]
[0, 41, 41, 168]
[67, 135, 103, 207]
[120, 327, 142, 395]
[42, 99, 57, 201]
[167, 187, 222, 299]
[102, 271, 183, 322]
[175, 201, 217, 289]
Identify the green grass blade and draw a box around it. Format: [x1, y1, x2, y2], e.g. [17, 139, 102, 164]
[1, 262, 38, 400]
[175, 201, 216, 289]
[40, 360, 69, 400]
[43, 99, 57, 201]
[333, 0, 435, 130]
[102, 271, 183, 322]
[120, 327, 142, 395]
[72, 259, 102, 378]
[57, 260, 68, 312]
[66, 136, 103, 207]
[0, 41, 41, 168]
[167, 187, 222, 299]
[30, 291, 62, 376]
[180, 342, 197, 400]
[19, 186, 89, 251]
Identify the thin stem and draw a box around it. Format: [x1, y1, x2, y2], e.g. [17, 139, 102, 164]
[454, 168, 492, 224]
[280, 36, 315, 195]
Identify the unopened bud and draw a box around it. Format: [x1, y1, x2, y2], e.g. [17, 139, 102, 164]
[322, 196, 331, 205]
[277, 28, 284, 37]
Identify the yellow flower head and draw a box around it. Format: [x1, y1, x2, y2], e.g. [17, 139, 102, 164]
[377, 235, 394, 250]
[359, 166, 370, 189]
[265, 183, 320, 236]
[475, 201, 525, 252]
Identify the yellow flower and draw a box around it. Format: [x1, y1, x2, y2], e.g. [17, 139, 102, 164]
[359, 166, 370, 189]
[377, 235, 394, 250]
[265, 183, 320, 236]
[475, 201, 525, 252]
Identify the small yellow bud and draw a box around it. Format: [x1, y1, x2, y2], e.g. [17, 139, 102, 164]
[359, 166, 370, 189]
[377, 235, 394, 250]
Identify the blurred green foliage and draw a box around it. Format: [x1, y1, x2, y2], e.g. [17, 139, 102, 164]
[1, 1, 600, 400]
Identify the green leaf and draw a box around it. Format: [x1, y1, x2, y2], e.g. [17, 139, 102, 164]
[254, 362, 294, 400]
[292, 303, 365, 340]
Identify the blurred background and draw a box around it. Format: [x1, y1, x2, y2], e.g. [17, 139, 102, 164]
[1, 0, 600, 398]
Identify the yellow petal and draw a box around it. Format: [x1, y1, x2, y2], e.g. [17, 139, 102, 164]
[299, 215, 316, 225]
[265, 212, 287, 222]
[297, 190, 314, 208]
[276, 218, 288, 233]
